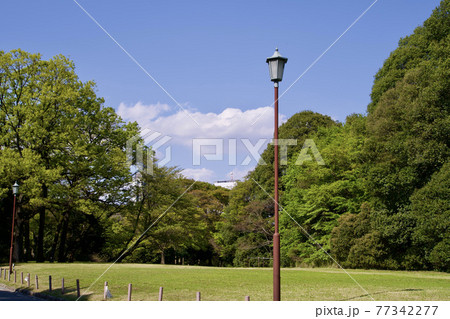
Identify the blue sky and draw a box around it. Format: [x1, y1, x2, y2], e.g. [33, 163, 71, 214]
[1, 0, 441, 182]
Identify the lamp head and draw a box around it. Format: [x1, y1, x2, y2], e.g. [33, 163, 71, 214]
[12, 182, 19, 195]
[266, 48, 288, 83]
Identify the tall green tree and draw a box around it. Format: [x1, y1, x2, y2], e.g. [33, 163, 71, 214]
[331, 0, 449, 271]
[281, 114, 367, 266]
[365, 0, 449, 211]
[217, 111, 336, 266]
[0, 49, 138, 262]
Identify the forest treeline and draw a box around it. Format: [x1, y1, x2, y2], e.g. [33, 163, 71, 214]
[1, 1, 448, 271]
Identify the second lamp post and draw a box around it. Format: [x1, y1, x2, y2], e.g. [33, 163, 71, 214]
[9, 182, 19, 273]
[266, 48, 288, 301]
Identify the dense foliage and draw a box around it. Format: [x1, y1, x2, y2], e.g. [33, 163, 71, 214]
[217, 1, 449, 271]
[0, 1, 448, 271]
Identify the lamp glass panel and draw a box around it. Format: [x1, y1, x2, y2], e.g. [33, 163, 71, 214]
[269, 60, 278, 81]
[277, 61, 285, 81]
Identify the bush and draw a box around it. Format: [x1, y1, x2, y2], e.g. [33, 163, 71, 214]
[347, 232, 386, 269]
[428, 238, 450, 272]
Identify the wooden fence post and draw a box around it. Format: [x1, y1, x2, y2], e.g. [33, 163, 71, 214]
[196, 291, 201, 301]
[27, 273, 30, 287]
[0, 268, 2, 278]
[61, 278, 65, 295]
[3, 269, 6, 280]
[21, 272, 23, 284]
[49, 275, 52, 292]
[127, 283, 132, 301]
[35, 275, 39, 289]
[158, 287, 163, 301]
[103, 281, 108, 300]
[245, 296, 250, 301]
[76, 279, 80, 298]
[8, 270, 10, 281]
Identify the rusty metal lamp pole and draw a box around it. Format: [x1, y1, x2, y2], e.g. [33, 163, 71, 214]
[9, 182, 19, 273]
[266, 48, 288, 301]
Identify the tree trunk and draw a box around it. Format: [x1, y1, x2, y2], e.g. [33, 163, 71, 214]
[161, 250, 165, 264]
[57, 211, 69, 262]
[49, 216, 64, 263]
[36, 184, 48, 261]
[24, 219, 31, 262]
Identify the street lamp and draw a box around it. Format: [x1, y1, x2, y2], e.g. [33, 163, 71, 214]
[266, 48, 287, 301]
[9, 182, 19, 273]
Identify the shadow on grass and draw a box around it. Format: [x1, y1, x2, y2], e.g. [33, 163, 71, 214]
[45, 287, 92, 301]
[343, 288, 423, 301]
[15, 287, 92, 301]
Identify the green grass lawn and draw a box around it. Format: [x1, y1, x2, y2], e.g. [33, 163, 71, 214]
[0, 263, 448, 301]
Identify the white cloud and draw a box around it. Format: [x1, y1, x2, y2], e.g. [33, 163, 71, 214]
[118, 102, 286, 180]
[230, 166, 254, 181]
[117, 102, 286, 146]
[117, 102, 171, 123]
[181, 168, 215, 181]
